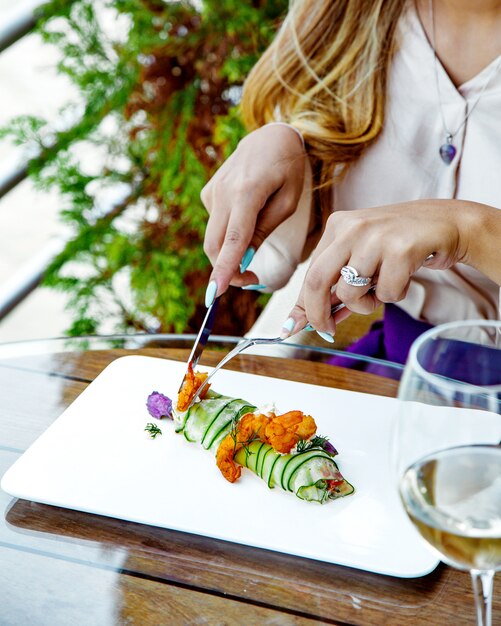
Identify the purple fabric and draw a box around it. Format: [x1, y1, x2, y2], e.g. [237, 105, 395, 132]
[328, 307, 501, 393]
[418, 337, 501, 386]
[380, 304, 434, 363]
[328, 304, 433, 376]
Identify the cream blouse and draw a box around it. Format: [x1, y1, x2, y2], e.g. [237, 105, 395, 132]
[248, 5, 501, 326]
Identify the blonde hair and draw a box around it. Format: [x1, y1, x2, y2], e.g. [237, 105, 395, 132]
[241, 0, 406, 212]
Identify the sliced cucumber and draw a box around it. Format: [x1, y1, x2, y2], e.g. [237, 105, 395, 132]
[235, 440, 266, 473]
[236, 441, 282, 487]
[209, 402, 255, 451]
[256, 444, 274, 478]
[297, 477, 355, 502]
[200, 398, 240, 448]
[270, 454, 289, 489]
[296, 480, 329, 503]
[206, 390, 222, 399]
[292, 457, 354, 500]
[261, 446, 279, 487]
[204, 402, 256, 451]
[183, 396, 234, 443]
[290, 455, 337, 490]
[280, 450, 331, 491]
[247, 441, 267, 473]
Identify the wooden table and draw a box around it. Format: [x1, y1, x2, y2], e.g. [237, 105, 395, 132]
[0, 337, 499, 625]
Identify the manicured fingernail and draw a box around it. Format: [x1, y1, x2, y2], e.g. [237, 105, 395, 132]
[241, 284, 267, 291]
[303, 323, 314, 331]
[280, 317, 295, 339]
[240, 247, 255, 273]
[316, 330, 335, 343]
[205, 280, 217, 308]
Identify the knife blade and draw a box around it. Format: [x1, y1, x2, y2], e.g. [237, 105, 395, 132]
[178, 295, 220, 392]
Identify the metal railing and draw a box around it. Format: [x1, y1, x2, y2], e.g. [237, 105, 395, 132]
[0, 159, 29, 200]
[0, 1, 72, 322]
[0, 1, 40, 54]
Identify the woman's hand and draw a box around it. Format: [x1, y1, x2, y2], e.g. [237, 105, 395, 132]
[201, 124, 306, 302]
[283, 199, 480, 339]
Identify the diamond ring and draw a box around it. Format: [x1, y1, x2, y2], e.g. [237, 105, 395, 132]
[340, 265, 372, 287]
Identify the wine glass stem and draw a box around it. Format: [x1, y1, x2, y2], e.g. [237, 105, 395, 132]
[471, 569, 494, 626]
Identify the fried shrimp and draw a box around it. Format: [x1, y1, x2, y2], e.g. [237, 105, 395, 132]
[176, 364, 210, 412]
[216, 410, 317, 482]
[263, 410, 317, 453]
[215, 413, 268, 483]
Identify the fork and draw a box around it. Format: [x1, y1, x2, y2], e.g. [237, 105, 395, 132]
[188, 301, 347, 408]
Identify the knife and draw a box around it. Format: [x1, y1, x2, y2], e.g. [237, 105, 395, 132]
[178, 295, 221, 392]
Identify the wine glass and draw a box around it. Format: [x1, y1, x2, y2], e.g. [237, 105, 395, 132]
[394, 320, 501, 626]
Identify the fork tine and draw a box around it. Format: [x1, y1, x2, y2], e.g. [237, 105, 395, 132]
[187, 338, 254, 408]
[187, 336, 287, 408]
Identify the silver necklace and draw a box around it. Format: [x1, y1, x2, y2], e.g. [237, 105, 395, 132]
[429, 0, 501, 165]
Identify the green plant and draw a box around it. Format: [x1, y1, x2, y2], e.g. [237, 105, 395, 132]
[1, 0, 285, 335]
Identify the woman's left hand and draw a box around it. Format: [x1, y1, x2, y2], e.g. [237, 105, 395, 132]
[283, 199, 471, 337]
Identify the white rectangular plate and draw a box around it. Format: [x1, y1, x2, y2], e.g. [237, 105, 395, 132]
[2, 355, 438, 578]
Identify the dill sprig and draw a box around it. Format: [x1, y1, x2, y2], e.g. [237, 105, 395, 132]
[145, 422, 163, 439]
[296, 435, 336, 454]
[229, 413, 260, 458]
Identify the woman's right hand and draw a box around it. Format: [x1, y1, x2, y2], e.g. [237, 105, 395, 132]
[201, 123, 306, 301]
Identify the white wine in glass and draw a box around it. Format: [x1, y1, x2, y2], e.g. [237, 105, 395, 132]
[395, 320, 501, 626]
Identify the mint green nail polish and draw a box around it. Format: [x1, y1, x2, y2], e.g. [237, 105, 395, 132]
[241, 284, 267, 290]
[280, 316, 296, 339]
[240, 247, 255, 273]
[282, 317, 295, 333]
[304, 323, 314, 331]
[205, 280, 217, 308]
[316, 330, 335, 343]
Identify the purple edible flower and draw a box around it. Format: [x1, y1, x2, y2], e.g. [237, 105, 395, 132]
[146, 391, 173, 420]
[323, 440, 338, 455]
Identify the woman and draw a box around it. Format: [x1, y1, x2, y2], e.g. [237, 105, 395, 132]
[201, 0, 501, 363]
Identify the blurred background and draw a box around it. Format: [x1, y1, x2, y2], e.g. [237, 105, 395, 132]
[0, 0, 74, 341]
[0, 0, 287, 342]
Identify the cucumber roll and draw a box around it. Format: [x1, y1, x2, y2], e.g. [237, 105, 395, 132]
[147, 373, 354, 504]
[235, 442, 354, 503]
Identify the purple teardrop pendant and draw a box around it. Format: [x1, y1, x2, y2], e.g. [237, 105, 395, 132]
[439, 137, 457, 165]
